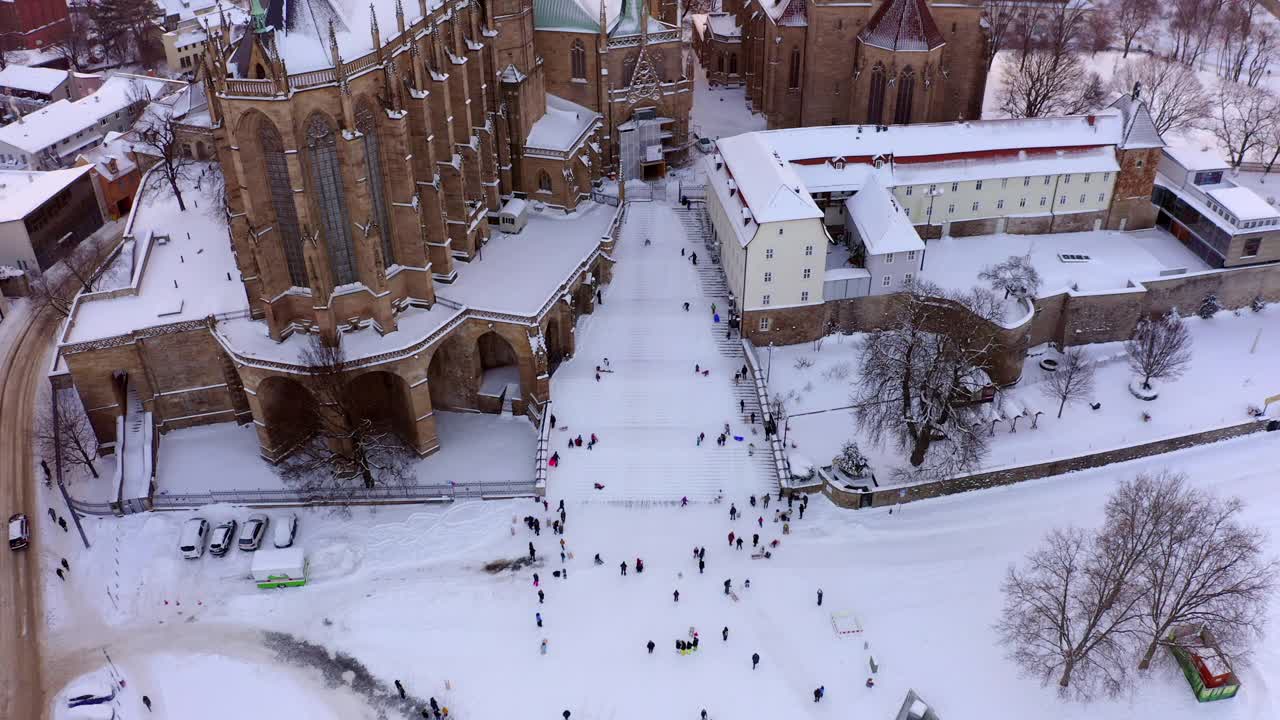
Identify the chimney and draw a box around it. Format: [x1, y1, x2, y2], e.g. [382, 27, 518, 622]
[1086, 115, 1095, 126]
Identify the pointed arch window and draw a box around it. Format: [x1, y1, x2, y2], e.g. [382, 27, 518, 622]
[537, 170, 553, 193]
[788, 47, 801, 89]
[356, 103, 395, 266]
[867, 64, 886, 124]
[729, 54, 738, 75]
[259, 121, 307, 287]
[571, 40, 587, 80]
[305, 114, 358, 286]
[894, 66, 915, 124]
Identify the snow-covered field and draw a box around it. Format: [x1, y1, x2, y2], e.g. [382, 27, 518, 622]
[690, 58, 766, 142]
[765, 306, 1280, 481]
[921, 227, 1208, 296]
[37, 431, 1280, 720]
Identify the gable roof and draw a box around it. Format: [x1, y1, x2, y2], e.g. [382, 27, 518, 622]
[844, 177, 924, 255]
[1107, 92, 1164, 150]
[859, 0, 944, 52]
[717, 132, 822, 225]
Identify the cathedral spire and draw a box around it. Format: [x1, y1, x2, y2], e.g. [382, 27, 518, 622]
[599, 0, 608, 38]
[395, 0, 406, 34]
[370, 4, 382, 58]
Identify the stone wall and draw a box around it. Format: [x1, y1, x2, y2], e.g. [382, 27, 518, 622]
[742, 303, 827, 345]
[817, 419, 1273, 509]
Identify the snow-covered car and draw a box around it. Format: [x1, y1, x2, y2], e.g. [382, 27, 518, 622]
[695, 136, 716, 154]
[64, 677, 115, 707]
[238, 514, 268, 551]
[179, 518, 209, 559]
[8, 513, 29, 550]
[273, 514, 297, 548]
[209, 519, 237, 557]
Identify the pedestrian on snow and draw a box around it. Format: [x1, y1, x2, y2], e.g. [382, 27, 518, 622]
[749, 495, 757, 507]
[568, 438, 574, 449]
[431, 698, 440, 714]
[814, 687, 825, 702]
[748, 444, 755, 457]
[692, 635, 699, 650]
[698, 559, 705, 574]
[736, 538, 743, 550]
[620, 561, 628, 576]
[636, 558, 644, 573]
[865, 677, 875, 688]
[817, 589, 823, 606]
[560, 538, 566, 551]
[560, 551, 566, 563]
[56, 568, 64, 581]
[594, 553, 603, 565]
[788, 495, 794, 509]
[143, 696, 152, 711]
[61, 558, 70, 571]
[536, 612, 543, 627]
[692, 253, 698, 265]
[647, 640, 656, 654]
[529, 542, 536, 560]
[549, 451, 559, 467]
[750, 412, 756, 425]
[564, 711, 572, 720]
[395, 680, 406, 699]
[595, 372, 601, 382]
[711, 303, 717, 315]
[701, 710, 708, 720]
[534, 519, 541, 535]
[596, 289, 602, 304]
[724, 579, 732, 595]
[59, 517, 67, 531]
[683, 301, 690, 311]
[48, 508, 55, 521]
[744, 579, 750, 589]
[677, 639, 684, 653]
[722, 626, 729, 641]
[575, 435, 583, 447]
[741, 364, 749, 377]
[729, 504, 737, 520]
[695, 364, 700, 373]
[682, 496, 689, 507]
[551, 414, 557, 428]
[799, 504, 806, 520]
[757, 516, 764, 528]
[727, 531, 735, 547]
[422, 710, 431, 719]
[541, 639, 549, 655]
[752, 652, 760, 669]
[533, 573, 540, 586]
[673, 590, 680, 602]
[538, 589, 545, 603]
[681, 248, 686, 256]
[752, 533, 759, 547]
[740, 399, 745, 413]
[561, 508, 567, 524]
[762, 493, 769, 508]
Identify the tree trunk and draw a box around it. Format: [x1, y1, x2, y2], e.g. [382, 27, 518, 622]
[168, 171, 187, 212]
[909, 429, 932, 466]
[1057, 396, 1067, 418]
[1138, 637, 1160, 670]
[1059, 656, 1076, 689]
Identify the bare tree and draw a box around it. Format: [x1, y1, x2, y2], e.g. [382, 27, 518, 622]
[1108, 0, 1157, 56]
[1000, 48, 1103, 118]
[1125, 312, 1192, 391]
[27, 241, 107, 317]
[1009, 2, 1047, 69]
[280, 336, 416, 494]
[981, 0, 1021, 73]
[37, 390, 101, 479]
[1041, 348, 1096, 418]
[979, 254, 1042, 299]
[129, 100, 195, 211]
[1082, 4, 1114, 55]
[1170, 0, 1228, 66]
[1109, 56, 1213, 135]
[48, 12, 91, 71]
[850, 282, 1001, 475]
[87, 0, 157, 62]
[1212, 82, 1277, 168]
[1257, 119, 1280, 176]
[997, 526, 1143, 697]
[1217, 0, 1269, 85]
[1124, 471, 1278, 670]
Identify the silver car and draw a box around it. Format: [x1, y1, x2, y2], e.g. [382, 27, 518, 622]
[237, 514, 268, 551]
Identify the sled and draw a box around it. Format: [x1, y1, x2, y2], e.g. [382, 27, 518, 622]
[751, 551, 772, 560]
[830, 611, 863, 636]
[733, 436, 744, 442]
[728, 590, 740, 602]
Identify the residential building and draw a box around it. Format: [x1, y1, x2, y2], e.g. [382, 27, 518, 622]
[76, 131, 141, 220]
[1154, 145, 1280, 268]
[0, 0, 69, 51]
[842, 178, 924, 295]
[151, 0, 247, 74]
[0, 164, 103, 271]
[0, 74, 185, 169]
[0, 64, 70, 101]
[689, 3, 742, 87]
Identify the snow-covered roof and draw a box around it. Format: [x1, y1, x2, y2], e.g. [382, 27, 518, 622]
[0, 166, 93, 222]
[1207, 187, 1279, 222]
[859, 0, 943, 51]
[707, 13, 740, 37]
[1162, 143, 1227, 173]
[525, 94, 599, 152]
[76, 132, 138, 181]
[755, 0, 806, 25]
[844, 178, 924, 255]
[0, 64, 68, 95]
[536, 0, 624, 32]
[0, 75, 181, 155]
[156, 0, 219, 22]
[1106, 93, 1164, 150]
[716, 132, 822, 225]
[761, 115, 1125, 164]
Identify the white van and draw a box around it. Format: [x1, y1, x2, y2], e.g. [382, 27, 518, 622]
[179, 518, 209, 559]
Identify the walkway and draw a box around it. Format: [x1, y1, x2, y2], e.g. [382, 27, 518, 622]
[548, 199, 776, 502]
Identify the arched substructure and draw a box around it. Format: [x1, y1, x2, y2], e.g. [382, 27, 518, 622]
[254, 375, 319, 462]
[345, 370, 417, 450]
[544, 313, 571, 374]
[427, 331, 480, 411]
[477, 331, 521, 413]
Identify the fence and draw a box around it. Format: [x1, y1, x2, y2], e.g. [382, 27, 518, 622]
[533, 400, 553, 494]
[149, 480, 538, 510]
[740, 339, 792, 488]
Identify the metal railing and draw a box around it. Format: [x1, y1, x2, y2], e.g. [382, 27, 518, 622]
[533, 400, 553, 494]
[741, 339, 792, 489]
[149, 480, 538, 509]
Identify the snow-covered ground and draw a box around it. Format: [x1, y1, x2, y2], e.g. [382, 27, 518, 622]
[921, 227, 1209, 296]
[547, 200, 774, 502]
[765, 305, 1279, 481]
[149, 411, 537, 496]
[37, 429, 1280, 720]
[690, 58, 766, 142]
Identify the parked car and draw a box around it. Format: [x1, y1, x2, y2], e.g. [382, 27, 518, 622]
[238, 514, 268, 551]
[273, 514, 297, 548]
[696, 136, 716, 153]
[65, 677, 115, 707]
[179, 518, 209, 559]
[8, 513, 29, 550]
[209, 520, 238, 557]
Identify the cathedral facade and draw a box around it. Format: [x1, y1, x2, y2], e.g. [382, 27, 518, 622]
[702, 0, 989, 130]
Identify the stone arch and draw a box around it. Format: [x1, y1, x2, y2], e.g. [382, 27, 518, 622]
[544, 315, 567, 372]
[195, 140, 208, 160]
[346, 369, 416, 446]
[426, 330, 478, 410]
[476, 330, 522, 411]
[537, 170, 553, 193]
[729, 53, 738, 75]
[256, 375, 319, 459]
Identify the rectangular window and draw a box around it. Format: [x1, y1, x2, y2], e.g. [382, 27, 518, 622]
[1040, 196, 1047, 207]
[1062, 174, 1071, 184]
[997, 199, 1005, 209]
[950, 182, 958, 192]
[1083, 173, 1091, 182]
[1019, 198, 1027, 208]
[1136, 159, 1144, 168]
[881, 275, 891, 287]
[971, 201, 980, 212]
[800, 290, 810, 302]
[802, 268, 811, 279]
[885, 253, 894, 264]
[903, 272, 913, 283]
[947, 203, 955, 214]
[761, 294, 772, 306]
[804, 245, 814, 256]
[904, 207, 911, 218]
[1097, 193, 1105, 202]
[905, 186, 913, 196]
[765, 248, 774, 259]
[929, 184, 936, 193]
[1242, 237, 1261, 257]
[1103, 172, 1111, 181]
[907, 250, 916, 261]
[975, 180, 983, 190]
[1001, 178, 1008, 189]
[778, 228, 784, 235]
[763, 272, 773, 283]
[1079, 194, 1086, 204]
[1023, 177, 1030, 187]
[1060, 195, 1067, 205]
[1044, 177, 1051, 186]
[759, 317, 771, 331]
